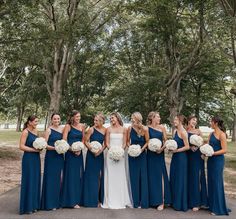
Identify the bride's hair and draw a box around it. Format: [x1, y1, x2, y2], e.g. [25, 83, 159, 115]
[111, 112, 123, 126]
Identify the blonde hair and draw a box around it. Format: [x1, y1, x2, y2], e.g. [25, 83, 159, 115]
[146, 111, 159, 125]
[132, 112, 143, 125]
[95, 112, 105, 125]
[111, 112, 123, 126]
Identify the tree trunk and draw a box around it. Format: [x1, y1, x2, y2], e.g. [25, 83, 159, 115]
[44, 111, 49, 130]
[232, 112, 236, 142]
[16, 104, 25, 132]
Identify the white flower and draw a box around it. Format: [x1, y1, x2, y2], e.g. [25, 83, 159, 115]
[33, 137, 47, 150]
[108, 146, 124, 162]
[165, 139, 178, 151]
[148, 138, 162, 152]
[200, 144, 214, 157]
[128, 144, 142, 157]
[190, 134, 204, 147]
[71, 141, 85, 152]
[55, 139, 70, 154]
[90, 141, 102, 153]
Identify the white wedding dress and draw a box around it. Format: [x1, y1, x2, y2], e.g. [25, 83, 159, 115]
[102, 133, 132, 209]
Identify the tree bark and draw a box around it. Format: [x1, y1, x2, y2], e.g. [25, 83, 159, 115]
[232, 112, 236, 141]
[16, 104, 25, 132]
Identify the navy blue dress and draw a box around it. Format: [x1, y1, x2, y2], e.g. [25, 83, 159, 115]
[170, 132, 188, 211]
[207, 133, 230, 215]
[129, 128, 149, 208]
[19, 131, 41, 214]
[41, 129, 64, 210]
[147, 127, 171, 207]
[83, 128, 105, 207]
[187, 132, 208, 209]
[61, 127, 84, 207]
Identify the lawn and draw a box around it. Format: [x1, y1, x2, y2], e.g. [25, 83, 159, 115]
[0, 130, 21, 143]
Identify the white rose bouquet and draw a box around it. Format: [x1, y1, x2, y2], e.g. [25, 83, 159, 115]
[165, 139, 178, 152]
[148, 138, 162, 152]
[200, 144, 214, 157]
[108, 146, 124, 162]
[33, 137, 47, 150]
[55, 139, 70, 154]
[90, 141, 102, 153]
[190, 134, 204, 147]
[128, 144, 142, 157]
[71, 141, 85, 152]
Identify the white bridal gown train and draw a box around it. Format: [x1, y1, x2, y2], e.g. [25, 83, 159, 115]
[102, 133, 132, 209]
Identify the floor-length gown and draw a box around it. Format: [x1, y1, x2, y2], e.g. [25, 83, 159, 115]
[102, 133, 132, 209]
[129, 128, 149, 208]
[147, 127, 171, 207]
[41, 129, 64, 210]
[170, 132, 188, 211]
[207, 133, 230, 215]
[19, 131, 41, 214]
[83, 128, 105, 207]
[61, 127, 84, 207]
[187, 132, 208, 209]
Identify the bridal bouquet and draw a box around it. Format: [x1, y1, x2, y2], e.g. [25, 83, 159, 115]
[90, 141, 102, 153]
[128, 144, 142, 157]
[200, 144, 214, 157]
[33, 137, 47, 150]
[190, 134, 204, 147]
[71, 141, 85, 152]
[148, 138, 162, 152]
[165, 139, 178, 152]
[55, 139, 70, 154]
[108, 146, 124, 162]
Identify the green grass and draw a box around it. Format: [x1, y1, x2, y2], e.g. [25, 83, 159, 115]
[0, 130, 21, 143]
[225, 142, 236, 170]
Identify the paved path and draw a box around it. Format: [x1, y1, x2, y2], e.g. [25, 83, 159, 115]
[0, 186, 235, 219]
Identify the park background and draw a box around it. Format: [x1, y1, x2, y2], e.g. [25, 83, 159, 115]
[0, 0, 236, 215]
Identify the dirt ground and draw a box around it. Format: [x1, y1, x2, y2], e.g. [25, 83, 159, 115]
[0, 145, 45, 195]
[0, 144, 236, 199]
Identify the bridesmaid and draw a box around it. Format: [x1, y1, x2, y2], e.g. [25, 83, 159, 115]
[127, 112, 149, 208]
[19, 115, 41, 214]
[83, 113, 106, 207]
[187, 115, 208, 211]
[41, 113, 64, 210]
[207, 116, 230, 215]
[170, 114, 189, 212]
[146, 112, 171, 210]
[61, 110, 85, 208]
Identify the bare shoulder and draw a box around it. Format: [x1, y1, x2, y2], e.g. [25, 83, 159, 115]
[46, 127, 51, 134]
[143, 125, 149, 132]
[220, 131, 227, 140]
[160, 124, 166, 132]
[21, 129, 29, 137]
[122, 126, 127, 132]
[64, 124, 71, 131]
[180, 129, 188, 138]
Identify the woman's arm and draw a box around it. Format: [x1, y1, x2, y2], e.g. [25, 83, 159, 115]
[105, 128, 111, 149]
[19, 130, 39, 152]
[63, 124, 70, 141]
[45, 128, 55, 150]
[126, 126, 131, 147]
[122, 127, 127, 149]
[84, 127, 94, 151]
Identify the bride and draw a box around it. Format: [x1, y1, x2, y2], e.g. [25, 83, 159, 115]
[102, 112, 132, 209]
